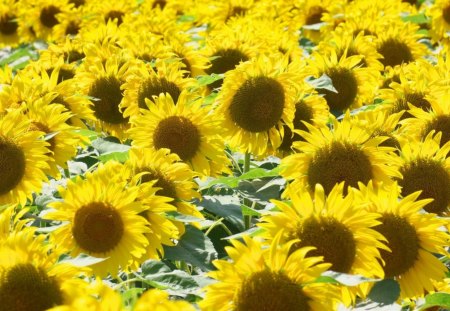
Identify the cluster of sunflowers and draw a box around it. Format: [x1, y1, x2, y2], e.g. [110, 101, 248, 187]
[1, 0, 450, 310]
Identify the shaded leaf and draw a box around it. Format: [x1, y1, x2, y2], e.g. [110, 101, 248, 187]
[418, 293, 450, 310]
[368, 279, 400, 305]
[305, 74, 338, 93]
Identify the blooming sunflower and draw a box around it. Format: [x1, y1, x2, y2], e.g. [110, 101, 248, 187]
[25, 93, 81, 178]
[401, 90, 450, 147]
[214, 55, 299, 157]
[259, 182, 387, 305]
[23, 0, 72, 41]
[84, 0, 137, 27]
[281, 114, 401, 195]
[74, 51, 133, 139]
[39, 37, 85, 65]
[354, 181, 449, 299]
[395, 132, 450, 215]
[277, 92, 330, 156]
[125, 147, 202, 220]
[0, 209, 89, 310]
[308, 49, 379, 114]
[134, 289, 195, 311]
[0, 0, 23, 48]
[375, 21, 427, 69]
[44, 161, 151, 277]
[428, 0, 450, 41]
[200, 233, 341, 311]
[121, 59, 197, 118]
[128, 91, 230, 177]
[0, 110, 49, 206]
[120, 31, 173, 65]
[51, 6, 84, 40]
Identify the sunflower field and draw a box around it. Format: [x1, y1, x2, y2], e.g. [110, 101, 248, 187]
[3, 0, 450, 310]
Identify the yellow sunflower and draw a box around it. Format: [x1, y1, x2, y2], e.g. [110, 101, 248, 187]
[84, 0, 137, 27]
[281, 113, 402, 195]
[24, 93, 81, 178]
[39, 37, 85, 65]
[395, 132, 450, 215]
[44, 161, 151, 277]
[121, 59, 197, 118]
[277, 92, 330, 156]
[0, 209, 89, 310]
[307, 49, 379, 114]
[128, 91, 230, 177]
[52, 6, 84, 40]
[375, 21, 427, 69]
[0, 110, 49, 206]
[125, 147, 202, 220]
[0, 0, 22, 48]
[134, 289, 195, 311]
[401, 90, 450, 147]
[74, 50, 133, 139]
[259, 182, 387, 305]
[428, 0, 450, 41]
[354, 181, 449, 299]
[200, 233, 341, 311]
[120, 31, 173, 65]
[22, 0, 72, 41]
[214, 55, 299, 157]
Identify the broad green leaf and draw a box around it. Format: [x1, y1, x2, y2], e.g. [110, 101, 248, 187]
[122, 288, 145, 307]
[92, 137, 130, 163]
[196, 74, 223, 86]
[97, 151, 129, 163]
[240, 204, 261, 217]
[305, 74, 338, 93]
[144, 270, 199, 292]
[401, 13, 428, 24]
[198, 195, 244, 231]
[141, 260, 172, 275]
[418, 293, 450, 310]
[223, 226, 264, 240]
[163, 225, 217, 271]
[368, 279, 400, 305]
[73, 129, 99, 141]
[59, 253, 108, 267]
[166, 211, 204, 223]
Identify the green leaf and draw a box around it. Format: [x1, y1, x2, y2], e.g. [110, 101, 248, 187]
[241, 204, 261, 217]
[368, 279, 400, 305]
[166, 211, 204, 223]
[122, 288, 144, 307]
[201, 166, 281, 189]
[322, 271, 379, 286]
[418, 293, 450, 310]
[196, 74, 223, 86]
[97, 151, 129, 163]
[141, 259, 172, 275]
[163, 225, 218, 271]
[91, 137, 130, 163]
[198, 195, 244, 231]
[73, 129, 99, 141]
[401, 13, 428, 24]
[305, 74, 338, 93]
[144, 270, 199, 292]
[59, 253, 108, 267]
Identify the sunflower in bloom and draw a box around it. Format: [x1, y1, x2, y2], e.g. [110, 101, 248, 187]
[214, 55, 299, 157]
[128, 91, 230, 177]
[0, 110, 49, 206]
[200, 233, 341, 311]
[24, 93, 81, 178]
[121, 60, 197, 118]
[84, 0, 137, 27]
[281, 114, 401, 196]
[23, 0, 72, 41]
[401, 91, 450, 147]
[75, 51, 133, 139]
[375, 21, 427, 69]
[134, 289, 195, 311]
[0, 208, 89, 310]
[428, 0, 450, 41]
[307, 50, 379, 115]
[0, 0, 23, 48]
[39, 37, 86, 65]
[259, 182, 387, 305]
[354, 182, 450, 299]
[44, 161, 151, 277]
[277, 92, 330, 156]
[395, 132, 450, 215]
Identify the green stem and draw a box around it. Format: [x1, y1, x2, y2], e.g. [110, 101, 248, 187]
[243, 151, 251, 173]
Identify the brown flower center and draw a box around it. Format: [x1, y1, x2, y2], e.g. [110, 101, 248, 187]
[0, 14, 18, 35]
[138, 77, 181, 109]
[205, 48, 249, 89]
[378, 39, 414, 67]
[39, 5, 61, 28]
[0, 139, 26, 195]
[318, 68, 358, 112]
[422, 115, 450, 147]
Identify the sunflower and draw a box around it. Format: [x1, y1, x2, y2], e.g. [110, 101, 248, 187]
[51, 6, 84, 40]
[307, 49, 379, 114]
[200, 233, 341, 311]
[277, 92, 330, 156]
[259, 182, 387, 305]
[0, 110, 49, 206]
[375, 21, 427, 69]
[121, 59, 197, 118]
[84, 0, 137, 27]
[22, 0, 72, 41]
[214, 55, 299, 157]
[128, 91, 230, 177]
[354, 181, 449, 299]
[125, 147, 202, 220]
[401, 90, 450, 147]
[134, 289, 195, 311]
[0, 209, 89, 310]
[44, 161, 151, 277]
[25, 93, 81, 178]
[74, 50, 133, 139]
[281, 114, 401, 195]
[120, 31, 173, 65]
[0, 0, 23, 48]
[428, 0, 450, 41]
[39, 37, 85, 65]
[395, 132, 450, 215]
